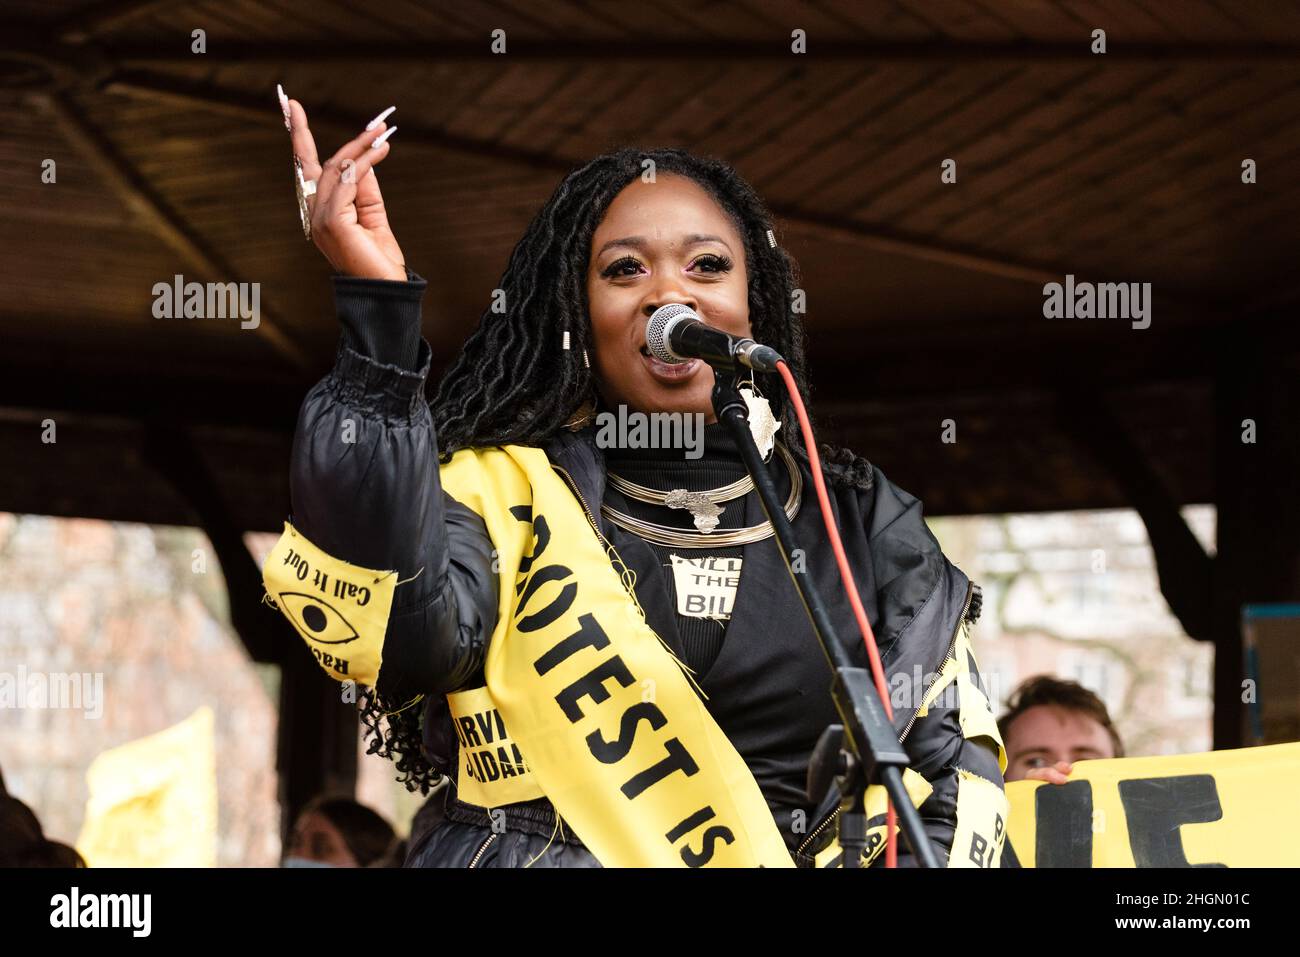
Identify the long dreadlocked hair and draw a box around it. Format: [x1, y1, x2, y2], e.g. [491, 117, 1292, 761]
[362, 146, 873, 794]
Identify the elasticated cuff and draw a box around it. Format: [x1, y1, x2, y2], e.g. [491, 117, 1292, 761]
[331, 268, 428, 370]
[326, 338, 432, 423]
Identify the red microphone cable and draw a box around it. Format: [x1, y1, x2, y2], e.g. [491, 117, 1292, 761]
[774, 360, 900, 868]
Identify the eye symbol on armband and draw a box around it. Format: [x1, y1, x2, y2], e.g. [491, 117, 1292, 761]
[277, 592, 360, 645]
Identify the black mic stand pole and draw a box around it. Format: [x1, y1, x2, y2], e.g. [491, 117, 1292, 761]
[711, 374, 940, 869]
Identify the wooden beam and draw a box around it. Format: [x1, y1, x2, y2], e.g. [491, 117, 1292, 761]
[774, 209, 1061, 285]
[102, 71, 576, 174]
[1210, 334, 1300, 748]
[32, 90, 310, 370]
[139, 423, 279, 663]
[55, 0, 177, 43]
[276, 639, 359, 844]
[1054, 387, 1213, 641]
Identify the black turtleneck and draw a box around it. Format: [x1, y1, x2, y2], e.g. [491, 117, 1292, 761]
[601, 421, 789, 679]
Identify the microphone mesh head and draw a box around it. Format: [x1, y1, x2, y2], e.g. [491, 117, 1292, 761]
[645, 303, 699, 363]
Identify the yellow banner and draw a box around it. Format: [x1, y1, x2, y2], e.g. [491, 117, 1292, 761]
[1005, 742, 1300, 867]
[76, 707, 217, 867]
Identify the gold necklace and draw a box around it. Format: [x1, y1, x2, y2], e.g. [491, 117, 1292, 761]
[601, 443, 802, 548]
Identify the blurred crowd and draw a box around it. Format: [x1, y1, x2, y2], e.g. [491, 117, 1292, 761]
[1, 672, 1123, 867]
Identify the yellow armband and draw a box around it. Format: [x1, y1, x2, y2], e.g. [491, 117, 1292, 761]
[261, 522, 396, 686]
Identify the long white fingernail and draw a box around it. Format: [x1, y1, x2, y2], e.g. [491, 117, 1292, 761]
[276, 83, 291, 130]
[365, 106, 396, 131]
[370, 126, 397, 148]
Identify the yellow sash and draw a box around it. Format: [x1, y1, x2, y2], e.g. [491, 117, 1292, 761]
[439, 445, 793, 867]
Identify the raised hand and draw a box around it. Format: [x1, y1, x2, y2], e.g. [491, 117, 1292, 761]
[280, 87, 406, 281]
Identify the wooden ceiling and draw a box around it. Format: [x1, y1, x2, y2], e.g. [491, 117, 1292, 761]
[2, 0, 1299, 529]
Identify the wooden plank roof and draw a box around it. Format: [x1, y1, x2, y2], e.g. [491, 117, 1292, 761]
[2, 1, 1298, 528]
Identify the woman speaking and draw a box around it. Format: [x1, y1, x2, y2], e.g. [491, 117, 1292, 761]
[264, 91, 1008, 868]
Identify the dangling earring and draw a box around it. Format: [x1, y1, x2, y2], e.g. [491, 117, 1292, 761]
[739, 372, 779, 460]
[562, 329, 590, 369]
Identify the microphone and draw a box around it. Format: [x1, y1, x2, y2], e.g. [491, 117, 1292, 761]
[645, 304, 785, 373]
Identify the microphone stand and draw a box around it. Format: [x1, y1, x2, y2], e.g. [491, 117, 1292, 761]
[712, 374, 940, 869]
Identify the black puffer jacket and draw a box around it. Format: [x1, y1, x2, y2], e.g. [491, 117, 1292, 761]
[286, 273, 1006, 868]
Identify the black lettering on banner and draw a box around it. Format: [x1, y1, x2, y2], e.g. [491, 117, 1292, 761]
[509, 505, 537, 576]
[667, 807, 736, 867]
[517, 565, 577, 632]
[621, 737, 699, 799]
[474, 711, 496, 744]
[310, 648, 350, 675]
[681, 826, 736, 867]
[472, 749, 501, 782]
[331, 579, 372, 606]
[1034, 780, 1093, 868]
[586, 702, 668, 763]
[969, 831, 989, 867]
[555, 655, 636, 722]
[458, 716, 483, 747]
[463, 743, 529, 782]
[284, 548, 310, 581]
[517, 560, 560, 602]
[1117, 775, 1226, 868]
[507, 508, 579, 631]
[534, 613, 611, 675]
[498, 746, 519, 778]
[666, 806, 715, 843]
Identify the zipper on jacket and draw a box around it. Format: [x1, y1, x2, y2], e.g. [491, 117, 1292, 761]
[795, 579, 975, 864]
[552, 464, 614, 551]
[894, 579, 975, 745]
[467, 831, 497, 868]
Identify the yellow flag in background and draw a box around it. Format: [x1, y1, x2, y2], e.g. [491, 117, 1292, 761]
[76, 706, 218, 867]
[1005, 742, 1300, 867]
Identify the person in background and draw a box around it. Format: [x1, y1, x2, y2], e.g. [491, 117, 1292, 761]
[0, 766, 85, 867]
[282, 795, 396, 868]
[997, 675, 1124, 784]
